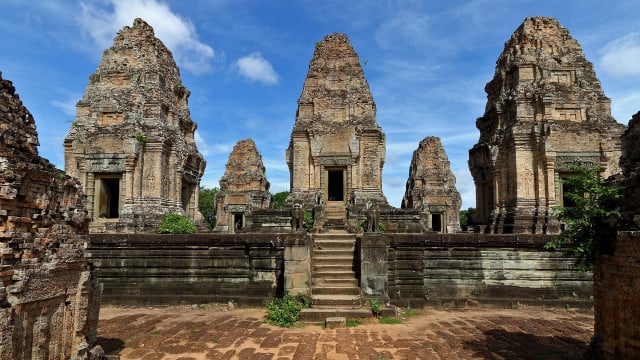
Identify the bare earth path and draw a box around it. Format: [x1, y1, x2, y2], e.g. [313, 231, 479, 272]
[97, 304, 593, 360]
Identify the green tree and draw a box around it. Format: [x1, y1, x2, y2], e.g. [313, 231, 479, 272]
[545, 166, 621, 272]
[272, 191, 289, 209]
[460, 207, 476, 228]
[199, 187, 218, 229]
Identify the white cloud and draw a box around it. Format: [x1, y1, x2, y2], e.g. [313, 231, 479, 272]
[611, 90, 640, 123]
[233, 52, 279, 85]
[79, 0, 214, 74]
[51, 96, 79, 117]
[195, 131, 232, 156]
[454, 167, 475, 210]
[600, 32, 640, 77]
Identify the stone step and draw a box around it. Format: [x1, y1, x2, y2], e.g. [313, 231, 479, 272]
[313, 270, 357, 280]
[300, 308, 372, 323]
[312, 286, 360, 296]
[313, 278, 359, 287]
[313, 256, 354, 266]
[311, 294, 361, 308]
[314, 241, 355, 251]
[313, 264, 353, 272]
[313, 249, 355, 257]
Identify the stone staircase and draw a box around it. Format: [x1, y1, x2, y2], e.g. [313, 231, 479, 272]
[301, 231, 371, 322]
[322, 202, 347, 230]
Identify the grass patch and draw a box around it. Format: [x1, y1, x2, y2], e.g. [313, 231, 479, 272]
[403, 308, 420, 317]
[346, 319, 360, 327]
[378, 317, 403, 325]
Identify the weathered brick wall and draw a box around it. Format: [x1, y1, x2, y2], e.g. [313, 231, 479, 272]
[89, 233, 301, 305]
[385, 233, 592, 308]
[0, 72, 100, 359]
[592, 232, 640, 359]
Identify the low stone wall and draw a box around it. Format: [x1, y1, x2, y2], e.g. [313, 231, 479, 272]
[90, 233, 593, 310]
[89, 233, 303, 305]
[383, 233, 592, 308]
[592, 232, 640, 359]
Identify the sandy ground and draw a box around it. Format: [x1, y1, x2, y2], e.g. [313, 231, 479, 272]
[97, 304, 594, 359]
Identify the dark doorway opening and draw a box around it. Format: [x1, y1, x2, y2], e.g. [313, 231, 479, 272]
[98, 178, 120, 218]
[432, 213, 442, 233]
[327, 169, 344, 201]
[233, 213, 243, 231]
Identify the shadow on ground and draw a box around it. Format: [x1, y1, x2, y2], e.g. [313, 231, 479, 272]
[97, 337, 125, 355]
[464, 328, 589, 360]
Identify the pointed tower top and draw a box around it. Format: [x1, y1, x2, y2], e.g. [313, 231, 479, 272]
[294, 33, 377, 130]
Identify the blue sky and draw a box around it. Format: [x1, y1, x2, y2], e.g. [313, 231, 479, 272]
[1, 0, 639, 209]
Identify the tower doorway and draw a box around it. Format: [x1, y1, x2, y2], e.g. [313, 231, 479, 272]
[327, 169, 345, 201]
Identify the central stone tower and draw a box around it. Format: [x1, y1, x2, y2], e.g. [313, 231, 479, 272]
[286, 33, 388, 210]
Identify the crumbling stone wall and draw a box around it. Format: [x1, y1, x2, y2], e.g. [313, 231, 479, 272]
[286, 33, 388, 208]
[89, 233, 289, 305]
[592, 232, 640, 359]
[385, 233, 593, 308]
[0, 72, 99, 359]
[469, 17, 625, 234]
[214, 139, 272, 232]
[402, 137, 461, 233]
[620, 111, 640, 227]
[591, 111, 640, 359]
[64, 18, 205, 233]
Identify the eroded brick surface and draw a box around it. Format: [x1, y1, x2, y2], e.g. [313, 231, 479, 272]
[0, 72, 99, 359]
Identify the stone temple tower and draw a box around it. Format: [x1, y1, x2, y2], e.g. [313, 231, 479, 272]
[214, 139, 272, 233]
[64, 18, 206, 233]
[469, 17, 625, 234]
[286, 33, 388, 213]
[402, 137, 461, 233]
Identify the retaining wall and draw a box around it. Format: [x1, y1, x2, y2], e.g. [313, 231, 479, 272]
[89, 233, 593, 308]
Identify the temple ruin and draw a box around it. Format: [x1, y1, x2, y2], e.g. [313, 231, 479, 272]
[402, 137, 461, 233]
[286, 33, 388, 217]
[63, 18, 206, 233]
[214, 139, 272, 232]
[469, 16, 625, 234]
[0, 72, 100, 359]
[620, 111, 640, 227]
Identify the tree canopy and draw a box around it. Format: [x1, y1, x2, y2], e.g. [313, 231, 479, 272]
[199, 187, 218, 229]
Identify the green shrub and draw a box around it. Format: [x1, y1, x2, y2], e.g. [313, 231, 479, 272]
[264, 293, 311, 327]
[303, 210, 314, 232]
[158, 213, 197, 234]
[544, 165, 622, 272]
[370, 298, 382, 317]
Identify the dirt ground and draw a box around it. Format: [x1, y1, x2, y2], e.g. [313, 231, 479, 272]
[97, 304, 594, 360]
